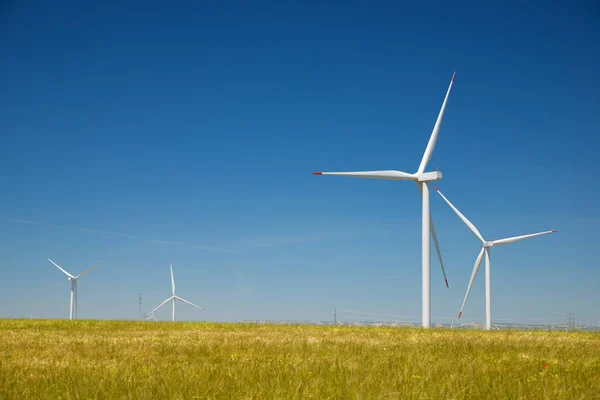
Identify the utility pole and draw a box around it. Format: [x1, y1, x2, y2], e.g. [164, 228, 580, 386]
[138, 293, 143, 321]
[567, 312, 575, 331]
[334, 308, 337, 325]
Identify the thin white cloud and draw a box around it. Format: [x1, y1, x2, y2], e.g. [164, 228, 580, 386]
[9, 218, 240, 254]
[75, 227, 143, 241]
[230, 229, 394, 249]
[8, 218, 43, 225]
[190, 244, 240, 254]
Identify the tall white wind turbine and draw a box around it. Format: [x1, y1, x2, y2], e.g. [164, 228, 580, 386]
[150, 262, 205, 322]
[434, 187, 557, 330]
[46, 257, 107, 320]
[312, 73, 456, 328]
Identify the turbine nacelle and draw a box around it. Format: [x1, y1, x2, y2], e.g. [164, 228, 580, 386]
[417, 171, 442, 182]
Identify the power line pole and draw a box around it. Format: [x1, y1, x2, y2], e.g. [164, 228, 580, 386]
[334, 308, 337, 325]
[138, 293, 143, 321]
[567, 312, 575, 330]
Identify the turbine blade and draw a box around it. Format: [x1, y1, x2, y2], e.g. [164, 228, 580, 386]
[312, 170, 416, 181]
[417, 72, 456, 174]
[430, 217, 449, 288]
[46, 257, 75, 278]
[176, 296, 205, 310]
[492, 230, 557, 246]
[458, 247, 485, 319]
[76, 259, 107, 278]
[150, 296, 174, 314]
[417, 183, 449, 288]
[170, 261, 175, 295]
[434, 187, 485, 243]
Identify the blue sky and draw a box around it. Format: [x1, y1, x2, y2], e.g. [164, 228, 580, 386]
[1, 1, 599, 325]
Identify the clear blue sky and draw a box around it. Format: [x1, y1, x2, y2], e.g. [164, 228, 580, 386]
[1, 1, 598, 325]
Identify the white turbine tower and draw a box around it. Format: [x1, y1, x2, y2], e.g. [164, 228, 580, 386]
[434, 187, 557, 330]
[312, 73, 456, 328]
[46, 257, 107, 320]
[150, 262, 205, 322]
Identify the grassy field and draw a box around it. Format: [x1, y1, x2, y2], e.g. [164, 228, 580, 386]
[1, 320, 599, 399]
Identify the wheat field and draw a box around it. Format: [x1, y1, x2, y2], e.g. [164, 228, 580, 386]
[0, 319, 598, 399]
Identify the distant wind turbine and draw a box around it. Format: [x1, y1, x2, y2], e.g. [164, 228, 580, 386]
[312, 73, 457, 328]
[434, 187, 557, 330]
[46, 257, 107, 320]
[144, 311, 158, 322]
[150, 262, 205, 322]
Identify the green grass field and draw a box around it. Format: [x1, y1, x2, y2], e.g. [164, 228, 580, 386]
[1, 320, 599, 399]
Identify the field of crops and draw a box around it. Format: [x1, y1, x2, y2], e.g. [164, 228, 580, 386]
[1, 320, 599, 399]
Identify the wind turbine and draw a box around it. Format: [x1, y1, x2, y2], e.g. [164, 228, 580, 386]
[434, 187, 557, 330]
[144, 311, 158, 322]
[312, 73, 456, 328]
[150, 262, 205, 322]
[46, 257, 107, 320]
